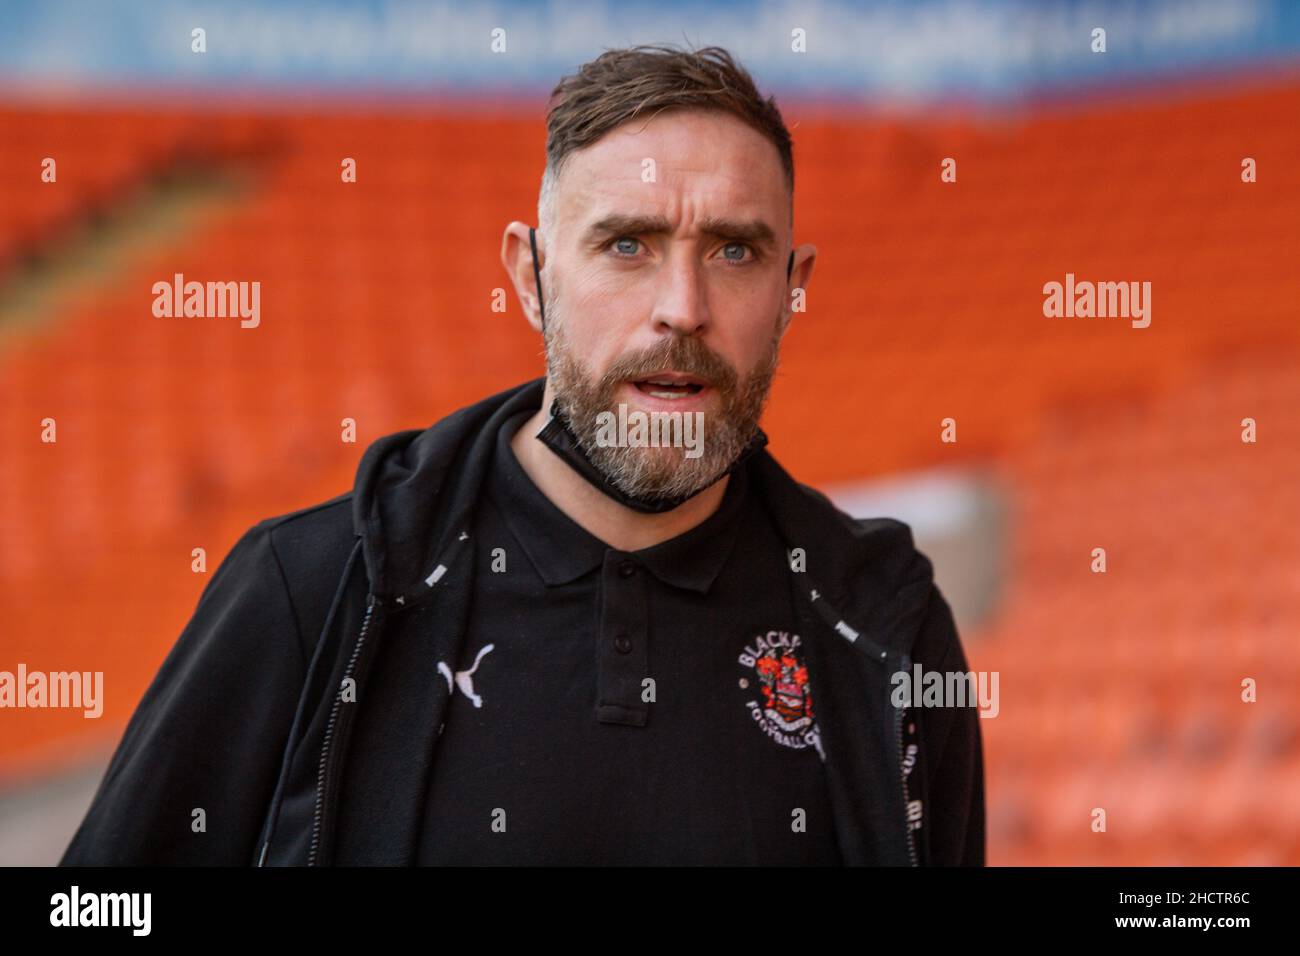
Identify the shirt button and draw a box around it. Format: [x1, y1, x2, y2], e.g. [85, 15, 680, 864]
[618, 559, 636, 578]
[614, 634, 633, 654]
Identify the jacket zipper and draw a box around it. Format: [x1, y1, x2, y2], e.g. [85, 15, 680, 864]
[896, 651, 919, 866]
[801, 582, 920, 866]
[307, 593, 377, 866]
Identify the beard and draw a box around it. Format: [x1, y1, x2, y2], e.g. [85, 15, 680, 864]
[543, 291, 783, 505]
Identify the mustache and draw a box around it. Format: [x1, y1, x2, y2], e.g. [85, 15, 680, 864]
[596, 336, 738, 392]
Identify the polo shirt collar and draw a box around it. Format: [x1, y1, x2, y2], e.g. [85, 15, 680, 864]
[625, 463, 748, 594]
[490, 408, 750, 594]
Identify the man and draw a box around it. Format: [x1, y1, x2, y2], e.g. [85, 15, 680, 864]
[61, 44, 984, 866]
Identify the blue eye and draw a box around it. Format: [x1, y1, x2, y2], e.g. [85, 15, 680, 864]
[720, 242, 752, 263]
[606, 237, 755, 265]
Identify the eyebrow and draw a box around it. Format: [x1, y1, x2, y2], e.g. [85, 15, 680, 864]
[581, 213, 778, 252]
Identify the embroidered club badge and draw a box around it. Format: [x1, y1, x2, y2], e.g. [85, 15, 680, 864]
[739, 630, 825, 760]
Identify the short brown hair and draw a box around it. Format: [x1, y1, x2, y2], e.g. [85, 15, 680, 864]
[538, 44, 794, 228]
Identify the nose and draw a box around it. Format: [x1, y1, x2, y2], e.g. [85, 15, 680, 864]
[649, 251, 709, 336]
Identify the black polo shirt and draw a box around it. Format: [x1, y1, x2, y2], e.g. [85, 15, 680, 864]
[417, 407, 842, 865]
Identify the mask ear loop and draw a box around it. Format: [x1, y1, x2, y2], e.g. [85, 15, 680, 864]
[531, 226, 793, 330]
[529, 226, 546, 332]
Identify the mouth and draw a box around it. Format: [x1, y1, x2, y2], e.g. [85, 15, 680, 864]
[629, 371, 708, 401]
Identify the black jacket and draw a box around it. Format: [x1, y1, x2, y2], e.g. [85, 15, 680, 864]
[60, 377, 985, 866]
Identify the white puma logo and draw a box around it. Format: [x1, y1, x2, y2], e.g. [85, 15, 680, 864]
[437, 643, 494, 708]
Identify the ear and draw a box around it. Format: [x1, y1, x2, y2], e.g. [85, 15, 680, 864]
[781, 243, 816, 332]
[500, 221, 544, 332]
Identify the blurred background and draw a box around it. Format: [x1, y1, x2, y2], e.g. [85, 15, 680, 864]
[1, 0, 1298, 866]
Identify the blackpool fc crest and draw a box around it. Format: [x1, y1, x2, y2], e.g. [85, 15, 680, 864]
[739, 630, 824, 759]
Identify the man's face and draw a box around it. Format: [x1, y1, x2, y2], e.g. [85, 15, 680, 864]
[541, 108, 796, 503]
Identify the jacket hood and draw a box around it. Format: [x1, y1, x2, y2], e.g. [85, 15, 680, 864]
[747, 452, 938, 661]
[350, 376, 936, 657]
[350, 378, 545, 605]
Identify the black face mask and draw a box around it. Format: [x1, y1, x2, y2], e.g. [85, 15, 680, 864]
[527, 227, 785, 513]
[535, 397, 769, 513]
